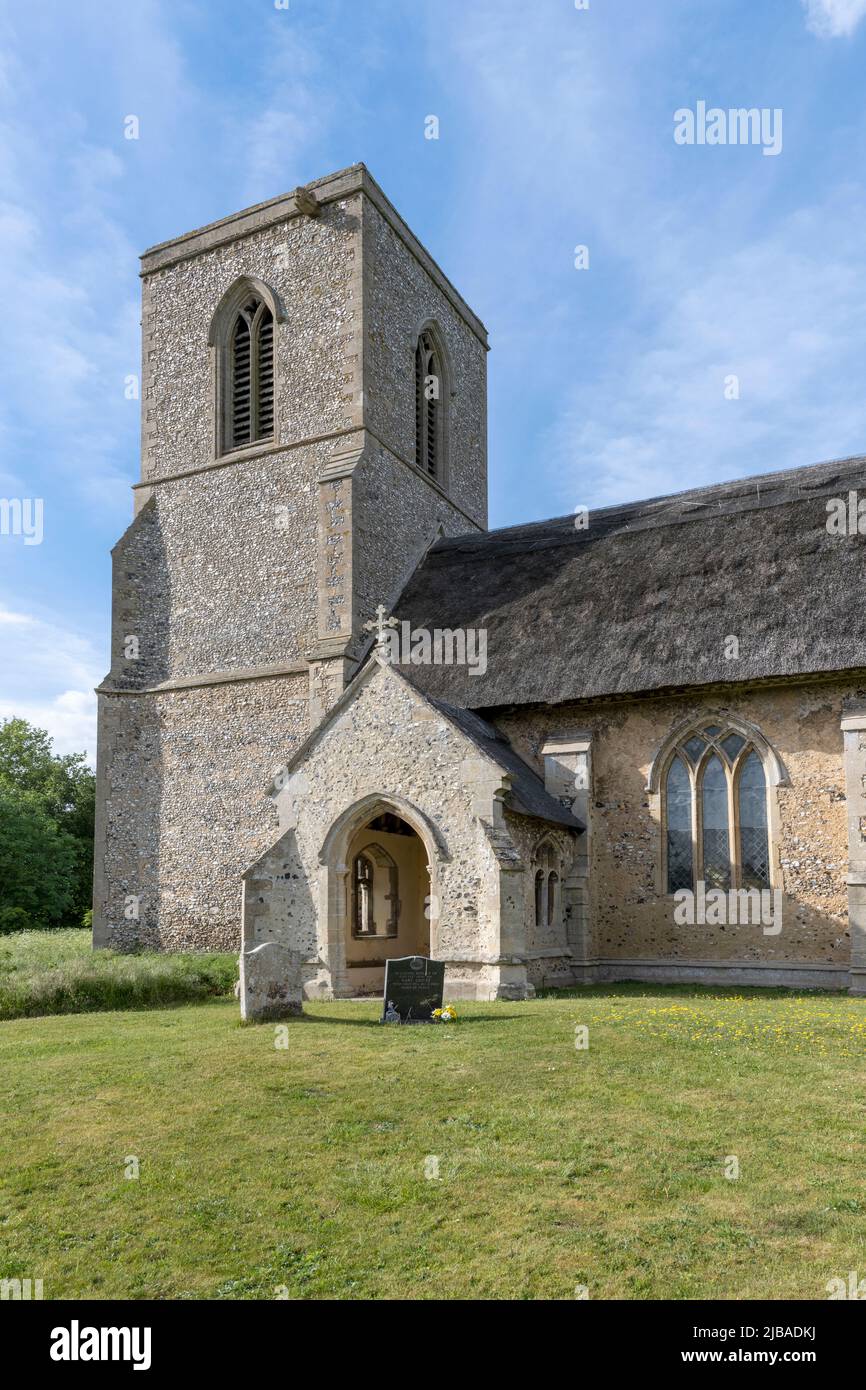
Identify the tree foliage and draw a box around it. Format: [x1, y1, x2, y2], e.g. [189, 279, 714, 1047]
[0, 719, 95, 932]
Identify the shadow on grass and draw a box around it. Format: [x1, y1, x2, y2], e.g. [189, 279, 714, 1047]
[242, 1009, 531, 1029]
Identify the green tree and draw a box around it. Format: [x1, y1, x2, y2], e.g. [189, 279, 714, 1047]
[0, 785, 79, 932]
[0, 718, 95, 930]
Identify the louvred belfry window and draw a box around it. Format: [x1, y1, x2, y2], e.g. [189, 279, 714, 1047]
[662, 723, 772, 894]
[415, 329, 443, 478]
[228, 297, 274, 450]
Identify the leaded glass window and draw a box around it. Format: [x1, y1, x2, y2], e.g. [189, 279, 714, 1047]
[662, 723, 775, 894]
[666, 756, 693, 892]
[547, 872, 559, 928]
[702, 755, 730, 890]
[738, 752, 770, 889]
[721, 733, 746, 761]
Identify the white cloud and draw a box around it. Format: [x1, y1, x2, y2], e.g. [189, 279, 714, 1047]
[0, 1, 333, 528]
[803, 0, 866, 37]
[0, 0, 336, 760]
[544, 192, 866, 508]
[434, 0, 866, 514]
[0, 605, 102, 762]
[0, 689, 98, 765]
[235, 21, 333, 206]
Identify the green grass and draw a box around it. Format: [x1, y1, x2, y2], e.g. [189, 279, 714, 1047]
[0, 929, 236, 1020]
[1, 984, 864, 1299]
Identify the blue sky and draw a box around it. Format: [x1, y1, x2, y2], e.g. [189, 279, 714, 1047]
[2, 0, 866, 761]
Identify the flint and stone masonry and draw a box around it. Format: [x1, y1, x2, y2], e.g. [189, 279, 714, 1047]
[93, 165, 488, 957]
[94, 164, 866, 1013]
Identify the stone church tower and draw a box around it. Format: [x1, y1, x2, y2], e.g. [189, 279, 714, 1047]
[93, 165, 488, 951]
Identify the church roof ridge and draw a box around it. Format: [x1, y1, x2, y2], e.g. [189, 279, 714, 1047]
[432, 451, 866, 557]
[392, 449, 866, 710]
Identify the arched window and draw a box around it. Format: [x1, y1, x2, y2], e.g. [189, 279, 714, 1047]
[209, 277, 281, 458]
[227, 296, 274, 451]
[533, 842, 561, 930]
[415, 328, 444, 479]
[351, 844, 400, 938]
[353, 853, 374, 936]
[534, 868, 545, 927]
[662, 723, 773, 893]
[702, 755, 730, 890]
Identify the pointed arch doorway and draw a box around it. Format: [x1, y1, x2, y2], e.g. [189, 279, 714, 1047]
[322, 800, 435, 997]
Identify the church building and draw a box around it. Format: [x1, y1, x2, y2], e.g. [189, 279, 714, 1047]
[92, 164, 866, 1015]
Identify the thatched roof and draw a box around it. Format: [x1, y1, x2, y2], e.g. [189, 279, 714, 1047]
[393, 453, 866, 710]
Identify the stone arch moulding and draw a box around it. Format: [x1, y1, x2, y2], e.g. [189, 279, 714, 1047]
[319, 791, 450, 868]
[412, 313, 452, 369]
[645, 712, 790, 795]
[207, 274, 287, 348]
[317, 792, 450, 995]
[208, 275, 287, 460]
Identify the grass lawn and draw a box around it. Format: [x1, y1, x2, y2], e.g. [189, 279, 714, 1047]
[0, 929, 236, 1019]
[1, 985, 865, 1300]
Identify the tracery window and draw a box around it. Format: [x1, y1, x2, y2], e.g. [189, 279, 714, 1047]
[534, 842, 561, 929]
[663, 724, 772, 893]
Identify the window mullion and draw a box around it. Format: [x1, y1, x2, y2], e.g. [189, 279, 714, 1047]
[691, 762, 701, 888]
[728, 763, 740, 890]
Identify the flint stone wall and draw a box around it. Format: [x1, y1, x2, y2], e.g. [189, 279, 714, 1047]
[496, 679, 854, 984]
[96, 168, 489, 957]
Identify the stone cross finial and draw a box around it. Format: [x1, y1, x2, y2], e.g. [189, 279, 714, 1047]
[363, 604, 398, 647]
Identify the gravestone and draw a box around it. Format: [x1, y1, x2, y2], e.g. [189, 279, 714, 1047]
[240, 941, 305, 1021]
[381, 956, 445, 1024]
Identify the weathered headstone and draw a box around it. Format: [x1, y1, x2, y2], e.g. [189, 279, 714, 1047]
[381, 956, 445, 1024]
[240, 941, 305, 1021]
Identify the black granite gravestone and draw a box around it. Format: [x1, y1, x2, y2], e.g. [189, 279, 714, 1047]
[381, 956, 445, 1024]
